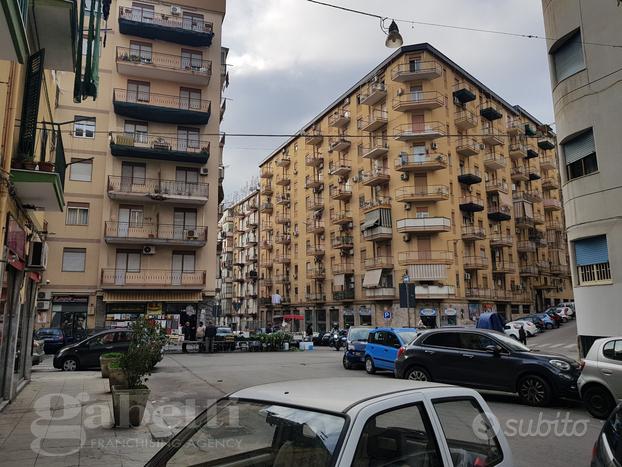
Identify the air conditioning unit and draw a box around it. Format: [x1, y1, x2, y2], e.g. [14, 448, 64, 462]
[400, 173, 409, 181]
[37, 290, 52, 301]
[402, 233, 411, 242]
[28, 241, 48, 270]
[186, 230, 198, 239]
[404, 202, 412, 211]
[36, 301, 50, 311]
[142, 245, 156, 255]
[431, 142, 438, 150]
[171, 5, 182, 15]
[199, 167, 209, 176]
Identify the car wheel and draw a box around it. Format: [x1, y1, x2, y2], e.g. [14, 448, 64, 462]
[406, 366, 430, 382]
[583, 386, 615, 419]
[545, 323, 553, 330]
[364, 356, 376, 375]
[518, 374, 551, 407]
[62, 357, 79, 372]
[342, 354, 352, 370]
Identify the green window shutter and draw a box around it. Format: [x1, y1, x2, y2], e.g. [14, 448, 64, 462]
[18, 49, 45, 160]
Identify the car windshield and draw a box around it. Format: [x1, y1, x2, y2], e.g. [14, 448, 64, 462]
[494, 332, 531, 351]
[163, 400, 346, 466]
[348, 328, 370, 341]
[397, 331, 418, 345]
[217, 327, 232, 334]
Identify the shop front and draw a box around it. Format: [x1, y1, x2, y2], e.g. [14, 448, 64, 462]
[303, 307, 328, 334]
[343, 307, 355, 328]
[358, 306, 373, 326]
[50, 295, 89, 342]
[419, 308, 438, 328]
[441, 308, 458, 326]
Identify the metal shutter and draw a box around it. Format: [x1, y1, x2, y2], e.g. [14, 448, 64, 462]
[18, 50, 45, 159]
[563, 130, 595, 165]
[554, 31, 584, 82]
[574, 235, 608, 266]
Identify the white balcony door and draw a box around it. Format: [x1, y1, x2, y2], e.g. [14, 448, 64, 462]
[118, 207, 143, 237]
[176, 167, 199, 195]
[121, 162, 146, 192]
[410, 85, 423, 102]
[115, 251, 141, 285]
[172, 252, 195, 285]
[179, 88, 201, 110]
[173, 209, 197, 239]
[177, 127, 200, 152]
[127, 80, 150, 103]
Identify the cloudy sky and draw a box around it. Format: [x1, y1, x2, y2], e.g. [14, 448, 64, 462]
[220, 0, 553, 198]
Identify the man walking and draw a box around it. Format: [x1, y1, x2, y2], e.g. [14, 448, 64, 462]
[182, 322, 192, 353]
[196, 321, 206, 352]
[205, 321, 217, 353]
[518, 325, 528, 345]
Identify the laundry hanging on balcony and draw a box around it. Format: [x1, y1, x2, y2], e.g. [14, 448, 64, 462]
[74, 0, 104, 102]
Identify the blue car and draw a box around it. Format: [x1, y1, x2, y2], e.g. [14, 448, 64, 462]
[535, 312, 556, 330]
[342, 326, 372, 369]
[364, 327, 418, 374]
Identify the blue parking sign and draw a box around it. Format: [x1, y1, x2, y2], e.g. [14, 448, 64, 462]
[383, 310, 392, 320]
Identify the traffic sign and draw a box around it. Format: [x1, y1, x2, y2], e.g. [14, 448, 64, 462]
[383, 310, 392, 320]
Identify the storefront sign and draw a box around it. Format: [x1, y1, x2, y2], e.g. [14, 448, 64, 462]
[359, 306, 371, 315]
[108, 303, 145, 313]
[53, 295, 89, 304]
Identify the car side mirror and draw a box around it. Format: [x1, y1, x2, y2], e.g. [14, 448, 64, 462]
[394, 343, 401, 349]
[485, 345, 501, 356]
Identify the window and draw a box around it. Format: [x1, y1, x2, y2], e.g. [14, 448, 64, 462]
[131, 2, 154, 22]
[182, 12, 205, 32]
[574, 235, 612, 285]
[121, 162, 146, 184]
[69, 158, 93, 182]
[179, 88, 202, 110]
[563, 129, 597, 180]
[62, 248, 86, 272]
[459, 333, 497, 352]
[124, 120, 148, 144]
[181, 49, 203, 70]
[73, 116, 95, 138]
[384, 332, 399, 348]
[82, 36, 102, 56]
[602, 340, 622, 361]
[127, 80, 150, 102]
[552, 30, 584, 82]
[129, 41, 152, 63]
[177, 127, 200, 151]
[433, 398, 504, 466]
[66, 203, 89, 226]
[176, 167, 199, 185]
[352, 403, 442, 467]
[423, 332, 461, 349]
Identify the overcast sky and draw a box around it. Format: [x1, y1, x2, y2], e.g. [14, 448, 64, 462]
[220, 0, 553, 199]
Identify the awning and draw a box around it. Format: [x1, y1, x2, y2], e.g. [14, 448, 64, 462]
[102, 291, 203, 302]
[283, 314, 304, 320]
[333, 274, 345, 287]
[420, 308, 437, 317]
[444, 308, 457, 316]
[363, 269, 383, 288]
[361, 209, 381, 231]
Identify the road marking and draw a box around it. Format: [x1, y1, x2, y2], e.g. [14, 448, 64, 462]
[534, 343, 550, 347]
[563, 344, 576, 349]
[549, 343, 566, 348]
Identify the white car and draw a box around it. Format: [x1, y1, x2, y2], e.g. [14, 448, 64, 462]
[578, 337, 622, 419]
[146, 378, 513, 466]
[506, 320, 537, 337]
[556, 306, 573, 321]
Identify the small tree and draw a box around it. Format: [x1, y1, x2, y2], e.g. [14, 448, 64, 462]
[119, 317, 166, 389]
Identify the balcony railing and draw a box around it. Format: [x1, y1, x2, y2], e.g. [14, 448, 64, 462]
[461, 226, 486, 240]
[101, 268, 205, 288]
[328, 110, 351, 128]
[109, 133, 210, 163]
[332, 236, 354, 248]
[485, 180, 509, 194]
[361, 168, 390, 186]
[328, 159, 352, 176]
[517, 240, 537, 252]
[394, 152, 447, 172]
[543, 198, 562, 210]
[359, 82, 387, 106]
[394, 122, 446, 141]
[305, 130, 323, 145]
[454, 109, 478, 130]
[365, 287, 396, 299]
[359, 139, 389, 159]
[398, 251, 452, 265]
[463, 256, 488, 269]
[361, 197, 391, 213]
[104, 222, 207, 244]
[306, 267, 326, 279]
[542, 177, 560, 190]
[489, 233, 513, 247]
[392, 91, 445, 112]
[358, 110, 388, 132]
[306, 293, 327, 302]
[330, 185, 352, 200]
[115, 46, 211, 83]
[455, 137, 480, 157]
[328, 136, 351, 152]
[395, 185, 449, 202]
[260, 167, 273, 178]
[483, 152, 507, 170]
[305, 154, 324, 167]
[107, 176, 208, 200]
[364, 257, 394, 270]
[331, 211, 353, 225]
[333, 290, 355, 301]
[113, 88, 211, 124]
[333, 263, 355, 275]
[397, 217, 451, 233]
[306, 244, 326, 256]
[392, 60, 442, 81]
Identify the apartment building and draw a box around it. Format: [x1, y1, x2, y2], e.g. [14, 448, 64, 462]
[216, 206, 234, 324]
[541, 1, 622, 355]
[39, 0, 227, 335]
[258, 43, 572, 331]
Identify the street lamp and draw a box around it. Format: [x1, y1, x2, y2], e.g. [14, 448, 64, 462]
[383, 19, 404, 48]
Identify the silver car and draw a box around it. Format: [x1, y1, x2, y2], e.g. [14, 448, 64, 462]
[579, 337, 622, 419]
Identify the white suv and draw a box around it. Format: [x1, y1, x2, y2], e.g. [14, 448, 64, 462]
[579, 337, 622, 418]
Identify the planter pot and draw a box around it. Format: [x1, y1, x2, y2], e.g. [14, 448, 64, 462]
[10, 160, 24, 170]
[100, 355, 120, 378]
[22, 161, 37, 170]
[38, 161, 55, 172]
[108, 367, 128, 392]
[111, 385, 150, 427]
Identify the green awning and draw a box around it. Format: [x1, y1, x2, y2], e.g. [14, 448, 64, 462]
[11, 169, 64, 212]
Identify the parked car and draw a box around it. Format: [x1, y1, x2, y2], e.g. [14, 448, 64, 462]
[504, 321, 536, 339]
[364, 327, 418, 374]
[215, 327, 235, 351]
[579, 337, 622, 419]
[556, 306, 573, 322]
[53, 329, 133, 371]
[395, 328, 581, 406]
[146, 377, 513, 467]
[521, 315, 545, 331]
[591, 402, 622, 466]
[34, 328, 70, 354]
[342, 326, 372, 369]
[544, 309, 563, 327]
[32, 338, 45, 366]
[510, 320, 538, 337]
[534, 312, 556, 330]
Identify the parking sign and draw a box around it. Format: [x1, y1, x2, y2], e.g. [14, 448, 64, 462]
[383, 310, 392, 320]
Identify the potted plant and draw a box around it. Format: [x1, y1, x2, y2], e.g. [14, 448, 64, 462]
[22, 160, 37, 170]
[108, 361, 128, 391]
[100, 352, 123, 378]
[38, 161, 55, 172]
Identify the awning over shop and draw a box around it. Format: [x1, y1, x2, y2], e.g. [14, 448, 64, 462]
[102, 291, 203, 303]
[444, 308, 457, 316]
[363, 269, 383, 288]
[333, 274, 345, 286]
[420, 308, 437, 317]
[361, 209, 381, 231]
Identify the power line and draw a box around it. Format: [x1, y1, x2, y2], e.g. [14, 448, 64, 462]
[307, 0, 622, 49]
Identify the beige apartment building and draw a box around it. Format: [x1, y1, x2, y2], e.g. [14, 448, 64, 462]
[39, 0, 227, 335]
[258, 43, 573, 331]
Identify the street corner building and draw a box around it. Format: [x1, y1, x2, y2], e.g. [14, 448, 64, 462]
[252, 43, 573, 332]
[36, 0, 229, 341]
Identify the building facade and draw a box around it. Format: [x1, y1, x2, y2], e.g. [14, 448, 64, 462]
[39, 0, 227, 337]
[541, 0, 622, 354]
[258, 43, 573, 331]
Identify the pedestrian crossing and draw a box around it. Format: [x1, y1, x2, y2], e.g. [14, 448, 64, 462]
[531, 342, 577, 350]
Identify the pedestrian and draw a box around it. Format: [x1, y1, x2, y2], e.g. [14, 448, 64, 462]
[196, 321, 206, 352]
[519, 325, 527, 345]
[182, 322, 192, 353]
[306, 323, 313, 337]
[205, 321, 217, 353]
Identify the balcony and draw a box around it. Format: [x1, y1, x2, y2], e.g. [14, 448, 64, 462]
[510, 166, 529, 182]
[398, 251, 452, 265]
[550, 263, 570, 275]
[305, 175, 323, 189]
[104, 222, 207, 247]
[306, 244, 325, 257]
[526, 145, 539, 159]
[529, 168, 541, 181]
[364, 257, 394, 270]
[454, 109, 478, 130]
[333, 290, 355, 301]
[331, 211, 353, 225]
[483, 152, 507, 170]
[306, 197, 324, 211]
[358, 110, 388, 132]
[465, 288, 495, 300]
[455, 138, 481, 157]
[395, 152, 448, 172]
[261, 240, 273, 251]
[520, 265, 539, 277]
[536, 261, 551, 275]
[416, 285, 455, 299]
[306, 267, 326, 280]
[276, 175, 291, 186]
[479, 103, 503, 121]
[107, 176, 208, 206]
[274, 234, 291, 246]
[459, 195, 485, 212]
[334, 263, 355, 275]
[332, 236, 354, 249]
[361, 168, 390, 186]
[275, 256, 291, 264]
[544, 198, 562, 211]
[362, 226, 393, 242]
[515, 216, 535, 228]
[392, 91, 445, 112]
[101, 269, 205, 289]
[330, 186, 352, 201]
[276, 194, 291, 206]
[329, 136, 351, 153]
[482, 125, 505, 146]
[359, 82, 387, 106]
[113, 89, 211, 125]
[394, 122, 446, 142]
[359, 140, 389, 159]
[115, 47, 211, 86]
[542, 177, 560, 190]
[492, 261, 516, 274]
[392, 60, 442, 82]
[260, 167, 273, 179]
[546, 221, 563, 232]
[110, 134, 209, 164]
[328, 110, 351, 128]
[365, 287, 395, 300]
[397, 217, 451, 234]
[118, 6, 214, 47]
[328, 159, 352, 176]
[275, 214, 290, 225]
[260, 202, 273, 214]
[517, 241, 537, 253]
[489, 233, 513, 247]
[452, 81, 477, 103]
[361, 197, 391, 214]
[507, 118, 525, 136]
[487, 204, 512, 221]
[538, 136, 556, 151]
[463, 255, 488, 270]
[524, 190, 542, 203]
[275, 155, 291, 167]
[305, 154, 324, 167]
[306, 220, 325, 234]
[461, 226, 486, 241]
[395, 185, 449, 203]
[306, 293, 327, 303]
[305, 130, 323, 146]
[486, 180, 509, 194]
[457, 169, 482, 185]
[540, 156, 557, 171]
[509, 143, 527, 160]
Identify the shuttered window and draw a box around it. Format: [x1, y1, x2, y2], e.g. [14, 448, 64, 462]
[62, 248, 86, 272]
[18, 50, 45, 159]
[552, 30, 584, 82]
[563, 129, 597, 180]
[574, 235, 612, 285]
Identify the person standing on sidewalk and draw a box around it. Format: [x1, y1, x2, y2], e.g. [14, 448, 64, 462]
[196, 321, 206, 352]
[519, 325, 527, 345]
[182, 322, 192, 353]
[205, 321, 217, 353]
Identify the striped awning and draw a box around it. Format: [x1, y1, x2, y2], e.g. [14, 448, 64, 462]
[102, 291, 203, 303]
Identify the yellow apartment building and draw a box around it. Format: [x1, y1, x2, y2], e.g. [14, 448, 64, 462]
[257, 43, 572, 331]
[39, 0, 228, 336]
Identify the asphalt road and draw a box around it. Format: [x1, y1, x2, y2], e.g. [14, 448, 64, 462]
[144, 319, 602, 467]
